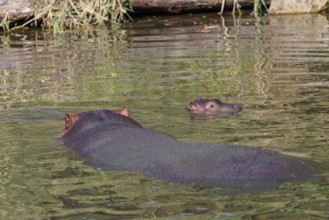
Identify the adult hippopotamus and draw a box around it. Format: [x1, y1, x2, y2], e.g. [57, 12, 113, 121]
[186, 98, 242, 115]
[61, 107, 315, 190]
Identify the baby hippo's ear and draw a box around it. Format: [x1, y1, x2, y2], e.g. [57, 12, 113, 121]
[119, 105, 129, 117]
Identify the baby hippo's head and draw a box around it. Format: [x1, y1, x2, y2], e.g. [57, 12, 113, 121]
[186, 98, 242, 115]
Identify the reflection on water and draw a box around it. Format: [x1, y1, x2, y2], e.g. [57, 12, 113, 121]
[0, 12, 329, 219]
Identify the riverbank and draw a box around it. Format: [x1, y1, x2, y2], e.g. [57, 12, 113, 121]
[0, 0, 328, 32]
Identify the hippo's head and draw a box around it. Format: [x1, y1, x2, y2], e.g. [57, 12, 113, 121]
[186, 98, 242, 115]
[61, 105, 135, 137]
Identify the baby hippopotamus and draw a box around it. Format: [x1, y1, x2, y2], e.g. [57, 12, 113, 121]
[186, 98, 242, 115]
[61, 106, 315, 191]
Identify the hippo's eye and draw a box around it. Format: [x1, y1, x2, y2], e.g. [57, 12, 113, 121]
[210, 104, 214, 108]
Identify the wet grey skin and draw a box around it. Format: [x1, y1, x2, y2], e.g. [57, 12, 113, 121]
[186, 98, 242, 115]
[61, 109, 316, 191]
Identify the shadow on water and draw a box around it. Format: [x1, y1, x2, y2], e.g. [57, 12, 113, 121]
[0, 11, 329, 219]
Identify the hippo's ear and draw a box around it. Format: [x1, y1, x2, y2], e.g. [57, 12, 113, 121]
[61, 113, 78, 137]
[119, 105, 129, 117]
[64, 113, 72, 131]
[64, 113, 78, 131]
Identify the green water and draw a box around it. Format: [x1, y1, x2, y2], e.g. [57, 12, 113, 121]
[0, 12, 329, 219]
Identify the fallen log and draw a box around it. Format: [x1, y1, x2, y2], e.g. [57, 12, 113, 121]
[0, 0, 33, 21]
[129, 0, 255, 14]
[0, 0, 256, 22]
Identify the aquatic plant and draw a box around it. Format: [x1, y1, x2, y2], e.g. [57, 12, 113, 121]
[0, 12, 10, 32]
[253, 0, 269, 14]
[219, 0, 269, 15]
[1, 0, 133, 33]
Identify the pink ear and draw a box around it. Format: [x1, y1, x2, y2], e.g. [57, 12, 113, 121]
[188, 102, 197, 110]
[64, 113, 78, 131]
[64, 113, 72, 131]
[120, 105, 129, 117]
[61, 113, 79, 137]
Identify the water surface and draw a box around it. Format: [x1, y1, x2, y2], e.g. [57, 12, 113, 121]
[0, 12, 329, 219]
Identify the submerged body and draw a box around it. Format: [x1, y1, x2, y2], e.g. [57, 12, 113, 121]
[186, 98, 242, 115]
[61, 109, 315, 189]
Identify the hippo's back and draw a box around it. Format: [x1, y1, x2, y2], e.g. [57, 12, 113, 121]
[64, 122, 315, 188]
[61, 109, 316, 190]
